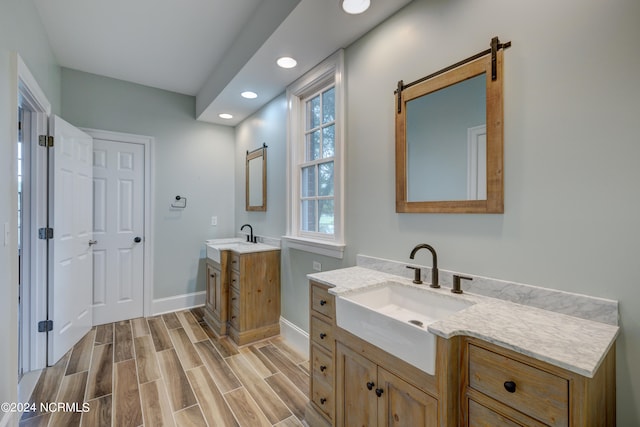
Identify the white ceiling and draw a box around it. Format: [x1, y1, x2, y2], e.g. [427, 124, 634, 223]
[34, 0, 413, 126]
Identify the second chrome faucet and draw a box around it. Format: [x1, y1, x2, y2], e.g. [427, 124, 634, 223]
[408, 243, 439, 288]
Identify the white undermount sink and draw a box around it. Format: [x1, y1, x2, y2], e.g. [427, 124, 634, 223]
[335, 281, 473, 375]
[205, 238, 245, 263]
[205, 238, 277, 263]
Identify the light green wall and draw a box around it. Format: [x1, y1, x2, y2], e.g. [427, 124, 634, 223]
[236, 0, 640, 423]
[234, 94, 348, 330]
[61, 68, 237, 299]
[0, 0, 61, 415]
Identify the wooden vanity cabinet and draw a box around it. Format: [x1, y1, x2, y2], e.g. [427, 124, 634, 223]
[227, 249, 281, 345]
[305, 281, 461, 427]
[204, 254, 229, 336]
[462, 337, 616, 427]
[306, 281, 336, 427]
[336, 342, 438, 427]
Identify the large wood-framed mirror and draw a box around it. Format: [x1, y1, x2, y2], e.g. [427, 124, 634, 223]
[246, 144, 267, 211]
[396, 40, 507, 213]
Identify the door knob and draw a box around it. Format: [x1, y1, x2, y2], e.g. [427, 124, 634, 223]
[88, 240, 98, 246]
[134, 236, 142, 243]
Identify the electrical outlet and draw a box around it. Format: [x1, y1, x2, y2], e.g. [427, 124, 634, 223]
[313, 261, 322, 271]
[211, 216, 217, 226]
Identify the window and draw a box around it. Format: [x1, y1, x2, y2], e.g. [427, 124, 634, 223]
[285, 50, 345, 258]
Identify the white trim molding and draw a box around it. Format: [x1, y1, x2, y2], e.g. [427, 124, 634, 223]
[286, 50, 346, 257]
[282, 235, 345, 259]
[279, 317, 309, 359]
[152, 291, 206, 316]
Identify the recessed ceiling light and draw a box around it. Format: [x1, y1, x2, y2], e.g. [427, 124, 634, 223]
[241, 91, 258, 99]
[342, 0, 371, 14]
[218, 113, 233, 119]
[276, 57, 297, 69]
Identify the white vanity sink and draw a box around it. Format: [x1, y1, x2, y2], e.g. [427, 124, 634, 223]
[335, 281, 473, 375]
[205, 238, 278, 263]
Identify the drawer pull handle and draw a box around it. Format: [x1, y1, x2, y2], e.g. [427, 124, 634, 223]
[320, 398, 327, 405]
[375, 388, 384, 397]
[320, 365, 327, 372]
[504, 381, 517, 393]
[320, 299, 327, 306]
[319, 333, 327, 339]
[366, 381, 375, 390]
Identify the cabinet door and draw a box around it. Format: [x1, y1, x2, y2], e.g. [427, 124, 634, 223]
[211, 264, 224, 321]
[378, 367, 438, 427]
[336, 343, 378, 427]
[205, 262, 217, 313]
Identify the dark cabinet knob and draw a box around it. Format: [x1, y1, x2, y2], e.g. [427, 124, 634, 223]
[320, 398, 327, 405]
[320, 365, 327, 372]
[366, 381, 375, 390]
[320, 300, 327, 306]
[504, 381, 517, 393]
[319, 333, 327, 339]
[375, 388, 384, 397]
[134, 236, 142, 243]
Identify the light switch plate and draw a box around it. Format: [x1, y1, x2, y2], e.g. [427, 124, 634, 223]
[313, 261, 322, 271]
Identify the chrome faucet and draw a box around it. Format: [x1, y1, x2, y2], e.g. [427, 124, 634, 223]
[409, 244, 439, 288]
[240, 224, 256, 243]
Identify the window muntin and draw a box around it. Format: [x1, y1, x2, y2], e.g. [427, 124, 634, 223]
[300, 85, 335, 236]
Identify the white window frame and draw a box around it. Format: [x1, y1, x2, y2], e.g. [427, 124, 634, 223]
[284, 50, 345, 259]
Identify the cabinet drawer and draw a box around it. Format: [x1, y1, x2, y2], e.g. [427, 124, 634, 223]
[468, 344, 568, 427]
[468, 399, 540, 427]
[311, 316, 334, 352]
[311, 344, 333, 385]
[311, 374, 333, 420]
[230, 271, 240, 290]
[229, 288, 240, 329]
[230, 253, 240, 272]
[311, 283, 335, 320]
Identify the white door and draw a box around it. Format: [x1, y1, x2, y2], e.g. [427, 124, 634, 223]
[467, 124, 487, 200]
[92, 139, 145, 325]
[49, 116, 93, 364]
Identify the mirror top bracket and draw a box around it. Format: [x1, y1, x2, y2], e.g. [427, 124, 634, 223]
[394, 36, 511, 113]
[247, 142, 268, 156]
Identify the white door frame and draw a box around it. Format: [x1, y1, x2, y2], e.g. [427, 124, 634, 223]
[16, 54, 51, 371]
[81, 128, 154, 318]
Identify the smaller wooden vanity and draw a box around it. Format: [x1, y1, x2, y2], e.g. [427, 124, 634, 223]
[204, 246, 280, 345]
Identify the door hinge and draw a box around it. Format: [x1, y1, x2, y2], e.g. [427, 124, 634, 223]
[38, 135, 54, 147]
[38, 320, 53, 332]
[38, 227, 53, 240]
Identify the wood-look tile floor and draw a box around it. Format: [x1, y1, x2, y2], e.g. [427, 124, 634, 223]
[20, 308, 310, 427]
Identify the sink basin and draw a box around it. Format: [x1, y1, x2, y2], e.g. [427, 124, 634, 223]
[335, 281, 473, 375]
[205, 238, 277, 263]
[205, 238, 245, 263]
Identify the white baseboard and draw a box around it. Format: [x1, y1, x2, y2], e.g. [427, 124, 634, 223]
[279, 317, 309, 359]
[152, 291, 205, 316]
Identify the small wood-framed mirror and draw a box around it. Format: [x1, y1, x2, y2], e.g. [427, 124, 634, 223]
[396, 38, 509, 213]
[246, 144, 267, 211]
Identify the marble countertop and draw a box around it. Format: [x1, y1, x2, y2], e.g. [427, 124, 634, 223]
[308, 267, 619, 378]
